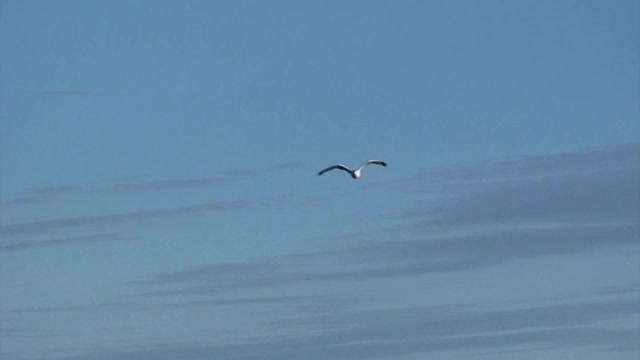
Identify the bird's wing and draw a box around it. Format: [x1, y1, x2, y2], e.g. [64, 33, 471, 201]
[318, 164, 352, 176]
[364, 160, 387, 167]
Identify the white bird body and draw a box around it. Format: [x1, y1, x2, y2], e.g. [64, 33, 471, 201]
[317, 160, 387, 179]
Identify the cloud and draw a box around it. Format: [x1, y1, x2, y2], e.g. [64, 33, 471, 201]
[2, 302, 129, 315]
[38, 296, 640, 360]
[39, 91, 94, 96]
[134, 260, 278, 285]
[161, 295, 330, 308]
[1, 162, 309, 249]
[4, 185, 92, 206]
[0, 233, 126, 253]
[133, 143, 640, 296]
[30, 186, 88, 195]
[3, 161, 305, 206]
[5, 144, 638, 360]
[0, 320, 55, 339]
[1, 188, 313, 244]
[243, 298, 640, 360]
[0, 295, 315, 317]
[270, 298, 639, 341]
[410, 167, 640, 227]
[406, 142, 639, 185]
[114, 161, 304, 191]
[0, 200, 250, 237]
[590, 283, 640, 296]
[115, 176, 232, 191]
[263, 161, 304, 172]
[135, 221, 638, 297]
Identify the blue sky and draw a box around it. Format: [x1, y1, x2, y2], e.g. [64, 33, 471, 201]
[0, 1, 638, 359]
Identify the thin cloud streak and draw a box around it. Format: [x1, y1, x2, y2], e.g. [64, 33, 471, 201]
[5, 143, 638, 360]
[134, 222, 638, 297]
[405, 142, 640, 185]
[48, 297, 640, 360]
[161, 295, 327, 308]
[3, 185, 93, 206]
[411, 167, 640, 227]
[118, 143, 640, 360]
[263, 161, 304, 172]
[1, 188, 313, 239]
[0, 233, 126, 253]
[0, 200, 250, 237]
[3, 161, 305, 206]
[114, 161, 304, 191]
[39, 91, 94, 96]
[590, 283, 640, 296]
[32, 185, 89, 196]
[115, 176, 232, 191]
[2, 301, 129, 314]
[134, 148, 639, 295]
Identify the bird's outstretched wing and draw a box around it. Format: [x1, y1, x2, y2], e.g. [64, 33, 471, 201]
[318, 164, 352, 176]
[364, 160, 387, 167]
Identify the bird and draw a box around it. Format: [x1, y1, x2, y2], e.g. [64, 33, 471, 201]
[317, 160, 387, 179]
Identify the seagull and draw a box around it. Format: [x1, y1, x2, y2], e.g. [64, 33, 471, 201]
[317, 160, 387, 179]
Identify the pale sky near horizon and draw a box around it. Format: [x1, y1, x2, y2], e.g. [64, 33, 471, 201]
[1, 1, 639, 359]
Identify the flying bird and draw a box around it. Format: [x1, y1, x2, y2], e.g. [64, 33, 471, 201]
[317, 160, 387, 179]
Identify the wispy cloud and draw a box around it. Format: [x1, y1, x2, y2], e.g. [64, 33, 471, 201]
[4, 185, 93, 206]
[3, 162, 305, 207]
[134, 143, 639, 297]
[1, 188, 313, 243]
[31, 185, 90, 196]
[114, 161, 304, 191]
[0, 320, 56, 340]
[2, 301, 129, 315]
[255, 298, 640, 359]
[406, 167, 640, 227]
[590, 283, 640, 296]
[263, 161, 303, 172]
[0, 233, 126, 253]
[0, 294, 369, 318]
[115, 176, 232, 191]
[43, 296, 639, 360]
[406, 142, 639, 185]
[161, 295, 329, 309]
[38, 91, 94, 96]
[0, 200, 250, 237]
[135, 222, 638, 297]
[0, 160, 307, 238]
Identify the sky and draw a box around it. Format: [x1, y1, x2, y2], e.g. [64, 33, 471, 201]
[0, 0, 639, 359]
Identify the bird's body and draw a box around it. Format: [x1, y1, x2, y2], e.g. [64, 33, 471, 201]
[317, 160, 387, 179]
